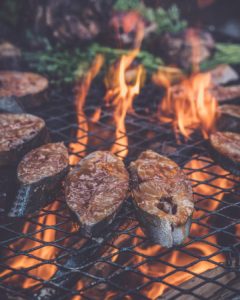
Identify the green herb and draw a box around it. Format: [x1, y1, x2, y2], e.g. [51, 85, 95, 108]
[114, 0, 187, 34]
[201, 43, 240, 71]
[113, 0, 141, 11]
[23, 43, 164, 85]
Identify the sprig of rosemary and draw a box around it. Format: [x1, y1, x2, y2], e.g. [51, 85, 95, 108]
[23, 43, 164, 85]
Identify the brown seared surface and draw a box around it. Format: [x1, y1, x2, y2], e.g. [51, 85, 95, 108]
[17, 143, 69, 184]
[219, 105, 240, 119]
[0, 113, 45, 152]
[211, 85, 240, 102]
[65, 151, 129, 226]
[210, 131, 240, 163]
[129, 150, 193, 226]
[0, 71, 48, 98]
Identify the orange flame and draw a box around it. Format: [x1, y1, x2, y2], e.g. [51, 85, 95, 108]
[0, 201, 59, 289]
[156, 72, 218, 139]
[104, 50, 143, 158]
[69, 55, 104, 165]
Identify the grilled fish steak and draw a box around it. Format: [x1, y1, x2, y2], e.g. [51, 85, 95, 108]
[0, 71, 48, 108]
[0, 96, 24, 113]
[129, 150, 194, 248]
[217, 105, 240, 133]
[0, 113, 48, 166]
[8, 143, 69, 217]
[65, 151, 129, 236]
[209, 131, 240, 175]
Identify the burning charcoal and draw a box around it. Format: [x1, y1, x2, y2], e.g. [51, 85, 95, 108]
[0, 113, 48, 167]
[129, 150, 194, 248]
[217, 105, 240, 133]
[209, 131, 240, 176]
[0, 96, 24, 113]
[65, 151, 129, 236]
[0, 71, 48, 108]
[8, 143, 69, 217]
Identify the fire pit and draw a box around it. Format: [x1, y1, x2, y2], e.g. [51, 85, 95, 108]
[1, 0, 240, 299]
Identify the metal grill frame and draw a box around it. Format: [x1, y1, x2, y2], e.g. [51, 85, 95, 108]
[0, 88, 240, 300]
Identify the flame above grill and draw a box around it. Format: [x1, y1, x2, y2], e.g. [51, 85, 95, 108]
[155, 71, 218, 139]
[104, 50, 144, 158]
[69, 54, 104, 165]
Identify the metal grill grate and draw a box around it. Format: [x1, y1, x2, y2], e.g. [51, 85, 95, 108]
[0, 88, 240, 300]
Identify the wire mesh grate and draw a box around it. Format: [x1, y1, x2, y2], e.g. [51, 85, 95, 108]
[0, 88, 240, 300]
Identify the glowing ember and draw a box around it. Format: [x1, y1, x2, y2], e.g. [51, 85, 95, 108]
[69, 54, 104, 165]
[156, 72, 218, 139]
[0, 202, 59, 289]
[104, 50, 143, 158]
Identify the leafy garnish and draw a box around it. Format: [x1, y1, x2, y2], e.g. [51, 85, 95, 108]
[201, 43, 240, 70]
[23, 43, 164, 85]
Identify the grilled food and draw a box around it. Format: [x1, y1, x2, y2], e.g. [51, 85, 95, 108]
[65, 151, 129, 236]
[0, 113, 48, 166]
[0, 71, 48, 108]
[129, 150, 194, 248]
[210, 64, 239, 85]
[209, 131, 240, 175]
[8, 143, 69, 217]
[211, 84, 240, 103]
[0, 96, 24, 113]
[217, 105, 240, 133]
